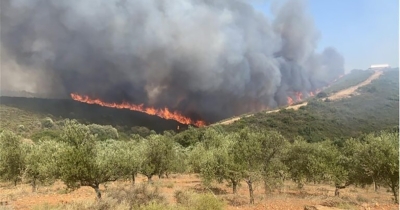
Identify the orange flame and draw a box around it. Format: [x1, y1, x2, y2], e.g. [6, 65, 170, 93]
[286, 74, 344, 105]
[295, 92, 303, 101]
[287, 96, 294, 105]
[70, 93, 206, 127]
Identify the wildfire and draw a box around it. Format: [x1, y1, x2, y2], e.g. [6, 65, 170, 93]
[70, 93, 206, 127]
[287, 96, 294, 105]
[285, 74, 345, 106]
[295, 92, 303, 101]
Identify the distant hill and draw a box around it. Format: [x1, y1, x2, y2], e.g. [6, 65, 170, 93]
[0, 90, 38, 98]
[215, 69, 382, 125]
[322, 69, 375, 94]
[0, 97, 186, 136]
[224, 69, 399, 143]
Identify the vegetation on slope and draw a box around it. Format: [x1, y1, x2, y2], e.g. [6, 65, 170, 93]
[0, 98, 185, 138]
[225, 69, 399, 143]
[0, 105, 46, 136]
[322, 69, 375, 95]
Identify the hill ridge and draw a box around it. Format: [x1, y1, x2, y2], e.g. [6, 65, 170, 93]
[215, 70, 384, 125]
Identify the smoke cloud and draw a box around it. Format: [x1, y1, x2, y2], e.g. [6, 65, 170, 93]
[0, 0, 344, 122]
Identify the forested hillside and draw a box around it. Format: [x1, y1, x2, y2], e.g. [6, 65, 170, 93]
[224, 69, 399, 143]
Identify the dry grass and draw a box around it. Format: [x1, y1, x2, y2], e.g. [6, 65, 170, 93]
[1, 175, 398, 210]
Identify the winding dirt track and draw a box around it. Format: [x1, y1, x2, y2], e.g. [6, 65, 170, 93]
[215, 70, 383, 126]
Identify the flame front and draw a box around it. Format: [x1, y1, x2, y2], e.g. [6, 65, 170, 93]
[70, 93, 206, 127]
[287, 97, 294, 105]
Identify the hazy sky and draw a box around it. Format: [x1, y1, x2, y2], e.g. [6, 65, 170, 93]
[253, 0, 399, 72]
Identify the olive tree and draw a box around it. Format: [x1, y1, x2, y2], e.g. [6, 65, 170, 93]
[344, 131, 399, 203]
[285, 138, 347, 191]
[189, 129, 244, 194]
[232, 128, 288, 204]
[23, 140, 61, 192]
[56, 120, 124, 199]
[141, 134, 179, 181]
[0, 130, 25, 185]
[118, 140, 146, 185]
[87, 124, 119, 141]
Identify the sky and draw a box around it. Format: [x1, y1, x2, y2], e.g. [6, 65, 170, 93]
[253, 0, 399, 72]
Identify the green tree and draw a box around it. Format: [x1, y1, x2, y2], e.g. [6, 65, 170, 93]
[30, 129, 62, 142]
[87, 124, 119, 141]
[285, 138, 346, 189]
[174, 126, 203, 147]
[23, 140, 61, 192]
[141, 134, 178, 181]
[131, 126, 152, 138]
[41, 117, 55, 129]
[190, 129, 244, 194]
[232, 128, 288, 204]
[56, 120, 124, 199]
[344, 131, 399, 203]
[118, 140, 146, 185]
[0, 130, 25, 185]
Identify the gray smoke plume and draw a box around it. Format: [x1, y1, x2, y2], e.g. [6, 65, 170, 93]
[0, 0, 344, 123]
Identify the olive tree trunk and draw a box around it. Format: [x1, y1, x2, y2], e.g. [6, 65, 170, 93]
[246, 179, 255, 204]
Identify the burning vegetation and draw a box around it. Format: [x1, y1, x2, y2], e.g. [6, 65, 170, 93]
[70, 93, 206, 127]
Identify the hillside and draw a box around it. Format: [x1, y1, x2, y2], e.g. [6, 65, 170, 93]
[0, 97, 185, 136]
[215, 69, 380, 125]
[224, 69, 399, 143]
[322, 69, 375, 94]
[0, 69, 398, 142]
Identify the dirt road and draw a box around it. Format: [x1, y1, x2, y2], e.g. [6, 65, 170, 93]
[215, 70, 383, 125]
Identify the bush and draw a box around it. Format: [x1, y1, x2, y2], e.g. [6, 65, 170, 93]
[53, 198, 129, 210]
[41, 117, 55, 129]
[87, 124, 119, 140]
[17, 125, 25, 132]
[222, 194, 248, 206]
[107, 184, 165, 208]
[139, 202, 181, 210]
[191, 193, 224, 210]
[316, 92, 328, 98]
[356, 194, 370, 203]
[174, 190, 192, 206]
[30, 130, 61, 142]
[320, 196, 357, 208]
[174, 190, 224, 210]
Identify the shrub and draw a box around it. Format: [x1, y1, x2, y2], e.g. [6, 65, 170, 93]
[30, 130, 61, 142]
[41, 117, 55, 129]
[55, 198, 129, 210]
[191, 193, 224, 210]
[174, 190, 192, 206]
[139, 202, 181, 210]
[316, 92, 328, 98]
[17, 125, 25, 132]
[107, 184, 165, 208]
[222, 194, 248, 206]
[174, 190, 224, 210]
[87, 124, 119, 140]
[320, 196, 357, 208]
[356, 195, 370, 203]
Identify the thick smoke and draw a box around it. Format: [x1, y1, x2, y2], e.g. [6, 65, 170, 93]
[0, 0, 344, 122]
